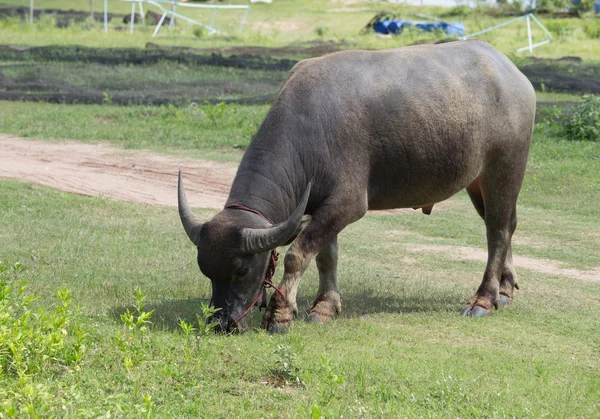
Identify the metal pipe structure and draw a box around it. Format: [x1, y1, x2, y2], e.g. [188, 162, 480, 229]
[462, 13, 552, 54]
[526, 14, 533, 54]
[121, 0, 250, 36]
[29, 0, 33, 24]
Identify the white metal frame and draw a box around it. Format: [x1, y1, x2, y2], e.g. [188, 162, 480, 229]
[461, 13, 552, 54]
[110, 0, 250, 37]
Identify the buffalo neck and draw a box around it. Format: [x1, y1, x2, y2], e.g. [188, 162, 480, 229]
[226, 126, 309, 225]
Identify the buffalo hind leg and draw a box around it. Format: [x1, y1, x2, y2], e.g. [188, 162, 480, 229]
[462, 176, 520, 317]
[466, 179, 520, 308]
[262, 196, 366, 333]
[305, 236, 341, 323]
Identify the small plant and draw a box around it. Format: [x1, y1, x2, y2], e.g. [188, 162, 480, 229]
[317, 355, 344, 406]
[193, 26, 207, 39]
[102, 92, 113, 105]
[562, 94, 600, 142]
[315, 26, 329, 38]
[196, 302, 221, 336]
[271, 344, 303, 387]
[114, 289, 155, 371]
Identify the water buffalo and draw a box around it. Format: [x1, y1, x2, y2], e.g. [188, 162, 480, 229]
[178, 39, 536, 333]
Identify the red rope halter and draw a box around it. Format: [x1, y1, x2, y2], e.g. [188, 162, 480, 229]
[226, 204, 284, 326]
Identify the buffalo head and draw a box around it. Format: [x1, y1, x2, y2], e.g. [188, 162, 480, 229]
[177, 171, 310, 332]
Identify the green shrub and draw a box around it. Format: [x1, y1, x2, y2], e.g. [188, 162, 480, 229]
[544, 19, 574, 37]
[440, 5, 471, 17]
[0, 262, 86, 379]
[534, 0, 569, 13]
[583, 21, 600, 39]
[562, 94, 600, 141]
[315, 26, 329, 37]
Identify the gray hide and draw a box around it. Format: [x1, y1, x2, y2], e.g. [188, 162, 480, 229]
[178, 39, 536, 333]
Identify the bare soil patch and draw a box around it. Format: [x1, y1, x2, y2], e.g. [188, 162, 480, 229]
[0, 134, 236, 208]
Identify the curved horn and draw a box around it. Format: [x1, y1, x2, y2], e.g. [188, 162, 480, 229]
[178, 170, 203, 245]
[241, 182, 312, 254]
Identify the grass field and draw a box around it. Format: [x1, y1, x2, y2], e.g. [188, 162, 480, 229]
[1, 0, 600, 416]
[1, 122, 600, 416]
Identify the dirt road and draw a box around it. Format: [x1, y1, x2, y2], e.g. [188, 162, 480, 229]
[0, 134, 237, 208]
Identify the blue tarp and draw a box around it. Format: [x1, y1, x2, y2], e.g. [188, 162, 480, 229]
[374, 19, 465, 36]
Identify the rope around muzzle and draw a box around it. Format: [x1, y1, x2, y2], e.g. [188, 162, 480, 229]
[225, 204, 284, 327]
[230, 248, 283, 327]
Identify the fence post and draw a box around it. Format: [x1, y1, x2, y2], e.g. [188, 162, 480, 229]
[90, 0, 94, 19]
[170, 0, 176, 29]
[526, 14, 533, 54]
[130, 2, 136, 34]
[29, 0, 33, 24]
[104, 0, 108, 32]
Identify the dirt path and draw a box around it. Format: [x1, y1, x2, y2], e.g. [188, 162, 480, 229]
[1, 134, 598, 282]
[0, 134, 237, 208]
[409, 245, 600, 282]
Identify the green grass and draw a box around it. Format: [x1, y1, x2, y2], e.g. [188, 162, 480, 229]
[1, 0, 599, 60]
[1, 126, 599, 416]
[0, 100, 270, 161]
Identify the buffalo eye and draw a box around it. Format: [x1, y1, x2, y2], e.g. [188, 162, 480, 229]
[236, 266, 249, 277]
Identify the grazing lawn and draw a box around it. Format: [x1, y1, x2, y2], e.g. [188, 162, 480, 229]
[1, 0, 599, 415]
[1, 124, 599, 416]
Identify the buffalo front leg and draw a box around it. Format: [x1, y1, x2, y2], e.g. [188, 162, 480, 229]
[262, 196, 366, 333]
[261, 238, 313, 333]
[305, 236, 341, 323]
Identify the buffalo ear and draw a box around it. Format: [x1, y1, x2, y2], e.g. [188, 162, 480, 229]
[283, 215, 311, 246]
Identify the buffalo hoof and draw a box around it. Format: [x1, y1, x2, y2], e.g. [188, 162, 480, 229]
[267, 321, 290, 334]
[305, 291, 341, 324]
[460, 305, 491, 317]
[305, 312, 324, 324]
[497, 294, 512, 307]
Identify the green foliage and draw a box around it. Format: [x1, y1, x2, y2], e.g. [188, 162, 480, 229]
[114, 289, 155, 371]
[583, 21, 600, 39]
[195, 302, 221, 337]
[193, 26, 207, 39]
[0, 262, 86, 378]
[200, 101, 231, 128]
[315, 26, 329, 37]
[440, 5, 471, 17]
[534, 0, 569, 13]
[544, 19, 574, 38]
[0, 261, 87, 417]
[562, 94, 600, 141]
